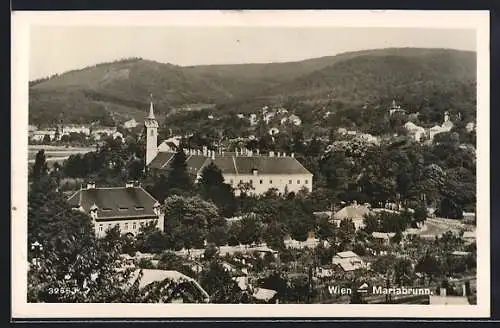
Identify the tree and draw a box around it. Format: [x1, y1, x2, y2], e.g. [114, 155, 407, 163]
[163, 195, 223, 250]
[31, 150, 48, 181]
[198, 162, 237, 217]
[338, 218, 356, 247]
[165, 147, 193, 195]
[199, 260, 245, 303]
[207, 225, 229, 246]
[135, 220, 167, 254]
[238, 214, 264, 245]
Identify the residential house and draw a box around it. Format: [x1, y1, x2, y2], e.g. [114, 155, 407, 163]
[331, 251, 365, 272]
[91, 126, 118, 141]
[371, 232, 396, 245]
[130, 269, 210, 303]
[123, 119, 139, 129]
[67, 181, 164, 238]
[30, 129, 56, 142]
[404, 121, 426, 142]
[61, 124, 91, 136]
[332, 202, 371, 230]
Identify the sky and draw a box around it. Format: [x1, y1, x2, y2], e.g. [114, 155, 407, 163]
[29, 26, 476, 80]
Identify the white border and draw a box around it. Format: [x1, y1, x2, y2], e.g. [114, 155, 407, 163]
[11, 10, 490, 318]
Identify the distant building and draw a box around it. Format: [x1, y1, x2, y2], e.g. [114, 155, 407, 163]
[332, 202, 371, 230]
[144, 100, 313, 196]
[130, 269, 210, 303]
[91, 126, 118, 141]
[123, 119, 139, 129]
[404, 122, 426, 142]
[371, 232, 396, 245]
[331, 251, 365, 272]
[67, 181, 164, 238]
[466, 122, 476, 133]
[388, 99, 406, 116]
[30, 129, 56, 142]
[158, 137, 181, 152]
[62, 124, 91, 136]
[428, 112, 455, 142]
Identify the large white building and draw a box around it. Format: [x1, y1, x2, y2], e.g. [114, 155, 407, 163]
[144, 101, 313, 196]
[67, 181, 164, 238]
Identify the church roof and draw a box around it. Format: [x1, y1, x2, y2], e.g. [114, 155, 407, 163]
[149, 152, 312, 176]
[67, 186, 159, 220]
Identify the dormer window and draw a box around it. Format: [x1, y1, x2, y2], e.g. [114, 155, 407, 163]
[135, 206, 145, 211]
[102, 208, 112, 212]
[251, 168, 258, 176]
[118, 207, 128, 211]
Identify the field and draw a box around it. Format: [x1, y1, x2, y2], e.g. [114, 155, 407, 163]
[28, 145, 95, 163]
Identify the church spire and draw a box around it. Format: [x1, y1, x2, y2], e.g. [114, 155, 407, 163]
[148, 94, 155, 120]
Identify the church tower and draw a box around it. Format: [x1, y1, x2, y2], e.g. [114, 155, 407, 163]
[144, 95, 159, 166]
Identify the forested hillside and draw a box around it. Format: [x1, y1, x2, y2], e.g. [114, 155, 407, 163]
[29, 48, 476, 126]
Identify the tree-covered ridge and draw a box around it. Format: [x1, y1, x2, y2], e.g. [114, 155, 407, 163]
[29, 48, 476, 126]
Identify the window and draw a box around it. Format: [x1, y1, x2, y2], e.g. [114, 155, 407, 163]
[289, 180, 292, 184]
[239, 180, 243, 184]
[269, 180, 273, 184]
[150, 129, 154, 136]
[99, 224, 103, 232]
[133, 222, 137, 230]
[230, 179, 234, 185]
[125, 223, 129, 230]
[260, 179, 263, 184]
[297, 180, 301, 184]
[305, 180, 309, 184]
[249, 180, 253, 185]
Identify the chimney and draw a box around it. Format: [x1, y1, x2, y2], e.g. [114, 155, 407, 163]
[291, 153, 294, 158]
[86, 181, 96, 189]
[125, 181, 134, 188]
[269, 151, 275, 157]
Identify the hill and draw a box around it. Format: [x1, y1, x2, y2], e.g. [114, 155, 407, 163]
[29, 48, 476, 126]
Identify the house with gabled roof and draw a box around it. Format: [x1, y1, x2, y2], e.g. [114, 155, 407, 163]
[67, 181, 164, 238]
[143, 100, 313, 196]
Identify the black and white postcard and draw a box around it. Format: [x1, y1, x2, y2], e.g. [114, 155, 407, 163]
[11, 10, 490, 318]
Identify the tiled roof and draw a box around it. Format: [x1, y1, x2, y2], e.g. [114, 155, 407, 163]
[149, 152, 312, 175]
[253, 288, 277, 301]
[149, 152, 175, 169]
[67, 186, 159, 220]
[336, 251, 360, 258]
[333, 205, 370, 221]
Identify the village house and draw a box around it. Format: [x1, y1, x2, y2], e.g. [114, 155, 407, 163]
[144, 100, 313, 196]
[331, 251, 365, 272]
[67, 181, 164, 238]
[404, 121, 426, 142]
[30, 129, 57, 142]
[130, 269, 210, 303]
[91, 126, 120, 141]
[61, 124, 91, 136]
[428, 112, 454, 142]
[123, 118, 139, 129]
[388, 99, 406, 116]
[331, 201, 371, 230]
[371, 232, 396, 246]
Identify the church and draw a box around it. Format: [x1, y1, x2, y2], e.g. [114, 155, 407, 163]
[144, 101, 314, 196]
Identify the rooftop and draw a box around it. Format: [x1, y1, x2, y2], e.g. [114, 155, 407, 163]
[67, 185, 160, 220]
[149, 150, 311, 175]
